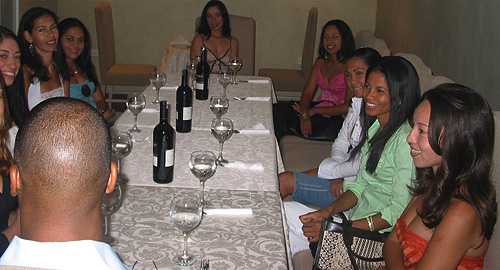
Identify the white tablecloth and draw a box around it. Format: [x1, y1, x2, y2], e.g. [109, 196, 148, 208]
[111, 186, 288, 270]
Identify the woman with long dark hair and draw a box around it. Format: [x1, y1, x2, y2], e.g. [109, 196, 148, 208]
[18, 7, 68, 110]
[190, 0, 239, 72]
[54, 18, 115, 120]
[299, 56, 420, 242]
[382, 84, 497, 269]
[0, 73, 19, 256]
[0, 27, 29, 126]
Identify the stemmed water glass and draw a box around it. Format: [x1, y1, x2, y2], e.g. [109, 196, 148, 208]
[111, 130, 133, 184]
[217, 71, 232, 98]
[102, 182, 123, 246]
[189, 151, 217, 206]
[209, 96, 229, 120]
[170, 194, 203, 266]
[187, 57, 200, 90]
[126, 93, 146, 133]
[228, 57, 242, 84]
[150, 71, 167, 105]
[211, 118, 234, 166]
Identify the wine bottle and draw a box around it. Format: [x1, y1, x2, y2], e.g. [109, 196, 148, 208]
[176, 69, 192, 133]
[153, 101, 175, 184]
[196, 47, 210, 100]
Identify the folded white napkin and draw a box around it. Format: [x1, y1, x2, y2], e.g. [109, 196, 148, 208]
[245, 97, 270, 101]
[142, 108, 159, 113]
[239, 123, 270, 134]
[225, 161, 265, 171]
[204, 208, 253, 216]
[247, 80, 269, 84]
[160, 86, 178, 91]
[169, 34, 191, 47]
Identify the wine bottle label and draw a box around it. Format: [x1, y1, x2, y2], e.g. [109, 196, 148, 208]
[183, 107, 192, 120]
[165, 149, 174, 167]
[153, 154, 158, 167]
[196, 82, 204, 91]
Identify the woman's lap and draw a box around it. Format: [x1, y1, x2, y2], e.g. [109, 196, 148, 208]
[290, 172, 336, 208]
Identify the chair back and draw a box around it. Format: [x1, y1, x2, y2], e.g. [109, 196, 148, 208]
[301, 7, 318, 79]
[195, 14, 256, 75]
[354, 30, 390, 57]
[94, 1, 116, 84]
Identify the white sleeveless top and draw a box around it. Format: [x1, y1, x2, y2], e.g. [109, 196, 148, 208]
[28, 75, 64, 110]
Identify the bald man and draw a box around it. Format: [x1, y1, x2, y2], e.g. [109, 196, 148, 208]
[0, 98, 131, 269]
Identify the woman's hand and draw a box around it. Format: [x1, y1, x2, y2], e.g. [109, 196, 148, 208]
[102, 108, 116, 120]
[300, 117, 312, 137]
[330, 178, 344, 199]
[292, 102, 301, 113]
[299, 207, 332, 242]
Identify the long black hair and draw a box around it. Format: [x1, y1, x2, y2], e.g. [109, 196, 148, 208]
[318, 19, 354, 62]
[351, 56, 421, 173]
[0, 26, 29, 126]
[196, 0, 231, 39]
[54, 18, 99, 86]
[411, 84, 497, 240]
[17, 7, 59, 83]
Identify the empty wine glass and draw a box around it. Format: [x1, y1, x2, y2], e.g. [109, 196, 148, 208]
[150, 71, 167, 105]
[102, 182, 123, 246]
[126, 93, 146, 133]
[217, 71, 232, 98]
[211, 118, 234, 166]
[209, 96, 229, 120]
[228, 57, 242, 84]
[189, 151, 217, 206]
[111, 130, 133, 184]
[170, 194, 202, 266]
[187, 56, 200, 90]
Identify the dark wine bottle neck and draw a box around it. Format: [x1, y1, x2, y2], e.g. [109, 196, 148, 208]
[181, 69, 188, 86]
[201, 48, 207, 62]
[160, 101, 168, 121]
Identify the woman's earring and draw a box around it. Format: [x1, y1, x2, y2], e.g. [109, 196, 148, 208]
[29, 43, 35, 56]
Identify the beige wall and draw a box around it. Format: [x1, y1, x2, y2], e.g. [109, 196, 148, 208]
[52, 0, 376, 76]
[376, 0, 500, 110]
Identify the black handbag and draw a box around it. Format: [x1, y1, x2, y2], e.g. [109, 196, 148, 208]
[285, 100, 344, 141]
[312, 212, 389, 270]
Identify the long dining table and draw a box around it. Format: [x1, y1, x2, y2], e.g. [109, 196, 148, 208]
[110, 72, 292, 269]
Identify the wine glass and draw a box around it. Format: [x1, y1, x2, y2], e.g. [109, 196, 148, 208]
[150, 71, 167, 105]
[102, 182, 123, 246]
[189, 151, 217, 206]
[217, 71, 232, 98]
[209, 96, 229, 119]
[186, 60, 197, 90]
[111, 130, 133, 184]
[210, 118, 234, 166]
[170, 194, 202, 266]
[126, 93, 146, 133]
[228, 57, 242, 84]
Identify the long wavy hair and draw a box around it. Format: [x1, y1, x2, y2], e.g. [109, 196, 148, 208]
[411, 84, 497, 240]
[196, 0, 231, 39]
[17, 7, 59, 83]
[351, 56, 421, 173]
[0, 26, 29, 126]
[54, 18, 99, 86]
[0, 73, 14, 175]
[318, 19, 354, 62]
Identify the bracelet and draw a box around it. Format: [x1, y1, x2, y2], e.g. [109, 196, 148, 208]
[366, 215, 374, 231]
[299, 112, 309, 119]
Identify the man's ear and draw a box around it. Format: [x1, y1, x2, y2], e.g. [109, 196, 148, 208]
[10, 165, 21, 197]
[105, 162, 118, 194]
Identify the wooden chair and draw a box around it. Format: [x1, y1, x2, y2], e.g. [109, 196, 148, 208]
[195, 14, 256, 75]
[258, 7, 318, 100]
[94, 1, 156, 100]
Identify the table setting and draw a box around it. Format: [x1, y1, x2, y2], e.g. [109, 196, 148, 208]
[106, 70, 291, 269]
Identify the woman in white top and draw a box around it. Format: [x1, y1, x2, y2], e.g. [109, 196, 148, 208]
[18, 7, 68, 110]
[280, 48, 381, 255]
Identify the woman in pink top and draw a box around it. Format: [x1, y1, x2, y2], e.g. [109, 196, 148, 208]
[293, 19, 354, 138]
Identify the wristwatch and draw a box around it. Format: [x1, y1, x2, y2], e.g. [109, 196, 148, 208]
[299, 112, 309, 119]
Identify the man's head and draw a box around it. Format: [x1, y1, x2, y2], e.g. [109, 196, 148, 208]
[11, 97, 117, 240]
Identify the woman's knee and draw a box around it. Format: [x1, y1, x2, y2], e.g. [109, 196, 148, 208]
[279, 171, 296, 197]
